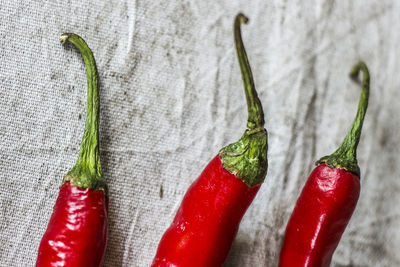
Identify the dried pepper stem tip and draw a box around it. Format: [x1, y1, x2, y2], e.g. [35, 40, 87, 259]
[59, 34, 70, 44]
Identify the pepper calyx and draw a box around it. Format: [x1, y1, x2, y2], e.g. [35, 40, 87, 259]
[220, 127, 268, 187]
[316, 156, 360, 177]
[63, 169, 107, 193]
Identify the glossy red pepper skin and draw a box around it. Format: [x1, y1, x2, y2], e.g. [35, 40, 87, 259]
[36, 34, 108, 266]
[279, 61, 369, 267]
[152, 156, 260, 267]
[152, 14, 268, 266]
[36, 182, 108, 267]
[279, 164, 360, 267]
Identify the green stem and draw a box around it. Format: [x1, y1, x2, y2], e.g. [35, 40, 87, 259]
[234, 13, 265, 130]
[317, 61, 370, 177]
[60, 33, 107, 193]
[219, 14, 268, 187]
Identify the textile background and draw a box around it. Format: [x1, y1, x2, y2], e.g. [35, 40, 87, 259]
[1, 0, 399, 266]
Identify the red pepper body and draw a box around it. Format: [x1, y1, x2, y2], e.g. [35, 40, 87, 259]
[152, 155, 260, 267]
[279, 163, 360, 267]
[36, 182, 108, 267]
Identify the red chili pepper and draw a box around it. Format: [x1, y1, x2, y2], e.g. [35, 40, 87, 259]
[36, 34, 108, 267]
[279, 62, 370, 267]
[151, 13, 268, 267]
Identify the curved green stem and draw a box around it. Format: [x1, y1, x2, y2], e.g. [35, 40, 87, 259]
[60, 33, 107, 193]
[317, 61, 370, 177]
[219, 14, 268, 187]
[234, 13, 265, 130]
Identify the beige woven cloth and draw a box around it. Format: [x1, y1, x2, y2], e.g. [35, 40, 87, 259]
[0, 0, 399, 266]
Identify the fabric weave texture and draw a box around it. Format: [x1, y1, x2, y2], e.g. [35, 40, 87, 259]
[0, 1, 399, 266]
